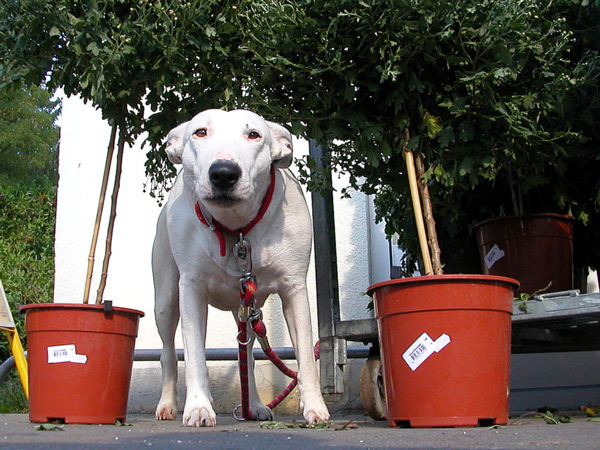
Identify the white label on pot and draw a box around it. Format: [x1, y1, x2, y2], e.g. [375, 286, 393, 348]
[484, 244, 505, 269]
[47, 344, 88, 364]
[402, 333, 451, 371]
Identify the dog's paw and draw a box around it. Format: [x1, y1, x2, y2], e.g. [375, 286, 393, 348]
[155, 403, 177, 421]
[302, 397, 330, 424]
[183, 407, 217, 427]
[304, 406, 330, 424]
[156, 401, 177, 420]
[300, 391, 330, 424]
[251, 404, 274, 421]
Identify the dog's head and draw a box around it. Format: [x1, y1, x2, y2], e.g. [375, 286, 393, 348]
[167, 109, 293, 207]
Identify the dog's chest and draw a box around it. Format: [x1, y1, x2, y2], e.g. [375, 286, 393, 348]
[202, 269, 275, 312]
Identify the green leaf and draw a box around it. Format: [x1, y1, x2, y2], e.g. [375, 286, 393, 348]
[205, 26, 217, 37]
[458, 120, 474, 141]
[115, 419, 133, 426]
[537, 410, 570, 425]
[407, 135, 420, 150]
[450, 97, 468, 114]
[438, 127, 455, 148]
[86, 42, 101, 57]
[422, 112, 443, 138]
[522, 94, 536, 110]
[407, 70, 424, 93]
[458, 157, 473, 176]
[36, 424, 64, 431]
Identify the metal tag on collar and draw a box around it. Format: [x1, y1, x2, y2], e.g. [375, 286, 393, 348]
[233, 232, 252, 275]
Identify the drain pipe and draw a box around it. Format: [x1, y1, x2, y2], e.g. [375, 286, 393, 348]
[0, 346, 370, 385]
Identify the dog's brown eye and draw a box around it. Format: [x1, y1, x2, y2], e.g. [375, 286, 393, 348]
[194, 128, 207, 138]
[248, 131, 261, 140]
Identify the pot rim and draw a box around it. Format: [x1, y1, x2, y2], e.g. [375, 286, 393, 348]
[20, 302, 145, 317]
[474, 212, 574, 229]
[366, 274, 520, 297]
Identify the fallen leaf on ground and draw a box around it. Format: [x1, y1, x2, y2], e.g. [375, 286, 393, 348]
[35, 424, 64, 431]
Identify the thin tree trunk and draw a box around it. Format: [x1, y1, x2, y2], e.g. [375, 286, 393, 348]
[414, 152, 443, 275]
[508, 168, 523, 216]
[95, 127, 127, 304]
[83, 125, 117, 304]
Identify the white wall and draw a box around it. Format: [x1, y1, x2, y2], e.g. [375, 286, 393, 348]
[55, 95, 375, 415]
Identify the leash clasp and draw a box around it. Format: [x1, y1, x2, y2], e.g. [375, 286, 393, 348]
[233, 232, 252, 275]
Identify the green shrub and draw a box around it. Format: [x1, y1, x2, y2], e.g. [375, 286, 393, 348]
[0, 182, 57, 361]
[0, 83, 59, 366]
[0, 373, 28, 413]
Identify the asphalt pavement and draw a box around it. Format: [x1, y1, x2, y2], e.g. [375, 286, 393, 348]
[1, 412, 599, 450]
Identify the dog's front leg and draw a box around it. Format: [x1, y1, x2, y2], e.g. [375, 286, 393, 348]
[153, 221, 180, 421]
[154, 297, 179, 420]
[280, 284, 330, 424]
[179, 280, 216, 427]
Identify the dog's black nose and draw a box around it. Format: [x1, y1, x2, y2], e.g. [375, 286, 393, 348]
[209, 160, 242, 190]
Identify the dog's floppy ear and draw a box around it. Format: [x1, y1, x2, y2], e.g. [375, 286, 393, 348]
[165, 121, 189, 165]
[266, 121, 293, 169]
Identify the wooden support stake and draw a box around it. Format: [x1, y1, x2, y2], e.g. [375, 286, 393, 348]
[402, 129, 434, 276]
[95, 128, 126, 304]
[83, 125, 118, 304]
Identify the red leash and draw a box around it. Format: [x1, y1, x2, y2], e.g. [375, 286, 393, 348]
[266, 342, 321, 411]
[236, 276, 320, 420]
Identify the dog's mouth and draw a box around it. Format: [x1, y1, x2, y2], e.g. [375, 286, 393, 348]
[204, 192, 242, 207]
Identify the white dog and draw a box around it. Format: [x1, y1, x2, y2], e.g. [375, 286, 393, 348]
[152, 109, 330, 427]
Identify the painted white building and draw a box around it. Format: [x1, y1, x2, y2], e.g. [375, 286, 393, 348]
[56, 95, 600, 418]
